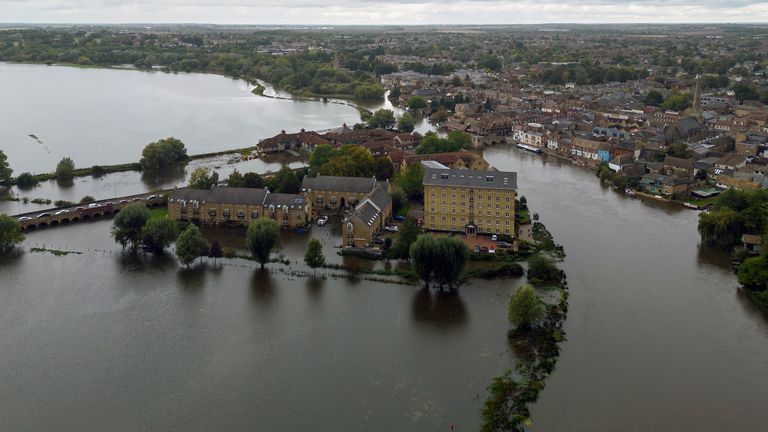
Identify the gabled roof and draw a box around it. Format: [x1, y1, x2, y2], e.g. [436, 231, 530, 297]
[169, 187, 269, 206]
[301, 175, 378, 194]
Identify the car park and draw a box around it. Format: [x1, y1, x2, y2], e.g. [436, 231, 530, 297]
[317, 215, 329, 226]
[384, 225, 399, 232]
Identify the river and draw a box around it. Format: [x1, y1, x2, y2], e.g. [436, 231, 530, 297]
[483, 146, 768, 431]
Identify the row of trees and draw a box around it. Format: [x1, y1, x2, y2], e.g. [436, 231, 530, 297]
[698, 189, 768, 250]
[409, 235, 469, 290]
[415, 131, 472, 155]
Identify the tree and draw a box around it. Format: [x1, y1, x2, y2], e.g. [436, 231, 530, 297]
[367, 109, 396, 129]
[527, 255, 564, 285]
[397, 112, 416, 133]
[243, 172, 264, 188]
[644, 90, 664, 107]
[55, 157, 75, 181]
[395, 162, 424, 200]
[209, 240, 223, 263]
[142, 218, 179, 255]
[433, 236, 469, 289]
[267, 166, 300, 194]
[738, 256, 768, 291]
[111, 202, 149, 253]
[410, 235, 438, 287]
[0, 214, 24, 254]
[0, 149, 12, 185]
[227, 169, 246, 187]
[309, 143, 335, 173]
[140, 137, 188, 171]
[375, 158, 394, 181]
[318, 145, 376, 178]
[304, 238, 325, 276]
[508, 284, 546, 331]
[661, 92, 692, 111]
[395, 217, 421, 259]
[430, 107, 449, 124]
[15, 172, 36, 188]
[175, 224, 209, 267]
[407, 96, 427, 110]
[188, 167, 218, 190]
[246, 218, 279, 269]
[79, 195, 95, 204]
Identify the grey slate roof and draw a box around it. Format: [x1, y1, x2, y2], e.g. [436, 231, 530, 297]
[264, 192, 306, 209]
[301, 175, 378, 194]
[169, 186, 269, 206]
[422, 167, 517, 191]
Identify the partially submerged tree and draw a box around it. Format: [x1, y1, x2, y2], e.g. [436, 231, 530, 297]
[508, 284, 546, 331]
[175, 224, 209, 267]
[0, 149, 12, 185]
[142, 218, 179, 255]
[0, 214, 24, 254]
[55, 157, 75, 181]
[111, 203, 149, 253]
[188, 167, 219, 190]
[246, 218, 279, 269]
[304, 238, 325, 276]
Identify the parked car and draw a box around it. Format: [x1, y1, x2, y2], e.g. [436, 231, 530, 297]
[372, 238, 386, 246]
[37, 212, 52, 218]
[18, 216, 32, 222]
[131, 197, 144, 202]
[474, 245, 481, 253]
[147, 194, 158, 200]
[384, 225, 399, 232]
[88, 203, 102, 209]
[416, 218, 423, 225]
[393, 215, 406, 221]
[479, 246, 489, 254]
[54, 209, 69, 216]
[119, 200, 129, 204]
[497, 241, 512, 248]
[491, 234, 498, 241]
[489, 246, 496, 254]
[317, 215, 329, 226]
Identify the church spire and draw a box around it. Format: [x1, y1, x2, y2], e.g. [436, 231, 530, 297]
[692, 74, 703, 121]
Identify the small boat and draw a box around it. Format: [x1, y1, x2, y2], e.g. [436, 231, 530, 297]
[625, 188, 636, 196]
[683, 202, 700, 210]
[516, 143, 543, 154]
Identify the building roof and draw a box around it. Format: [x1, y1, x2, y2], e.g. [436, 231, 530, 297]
[664, 155, 694, 170]
[169, 186, 269, 206]
[423, 167, 517, 191]
[301, 175, 379, 194]
[264, 192, 306, 209]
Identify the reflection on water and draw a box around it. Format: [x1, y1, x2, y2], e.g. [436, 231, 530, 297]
[306, 277, 325, 301]
[411, 288, 468, 328]
[177, 265, 207, 292]
[251, 268, 276, 303]
[141, 165, 187, 188]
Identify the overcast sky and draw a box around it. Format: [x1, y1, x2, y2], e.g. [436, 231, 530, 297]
[3, 0, 768, 24]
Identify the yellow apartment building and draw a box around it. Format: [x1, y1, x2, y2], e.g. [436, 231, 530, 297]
[422, 167, 517, 237]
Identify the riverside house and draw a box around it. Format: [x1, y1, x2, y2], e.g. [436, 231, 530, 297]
[168, 186, 309, 229]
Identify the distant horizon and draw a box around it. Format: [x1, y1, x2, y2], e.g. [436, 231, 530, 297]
[4, 0, 768, 26]
[2, 22, 768, 26]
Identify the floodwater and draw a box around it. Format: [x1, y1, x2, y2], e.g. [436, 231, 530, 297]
[484, 146, 768, 431]
[0, 62, 362, 174]
[0, 217, 519, 432]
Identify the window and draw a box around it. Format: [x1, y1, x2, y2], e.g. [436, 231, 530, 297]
[251, 211, 259, 219]
[485, 176, 494, 183]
